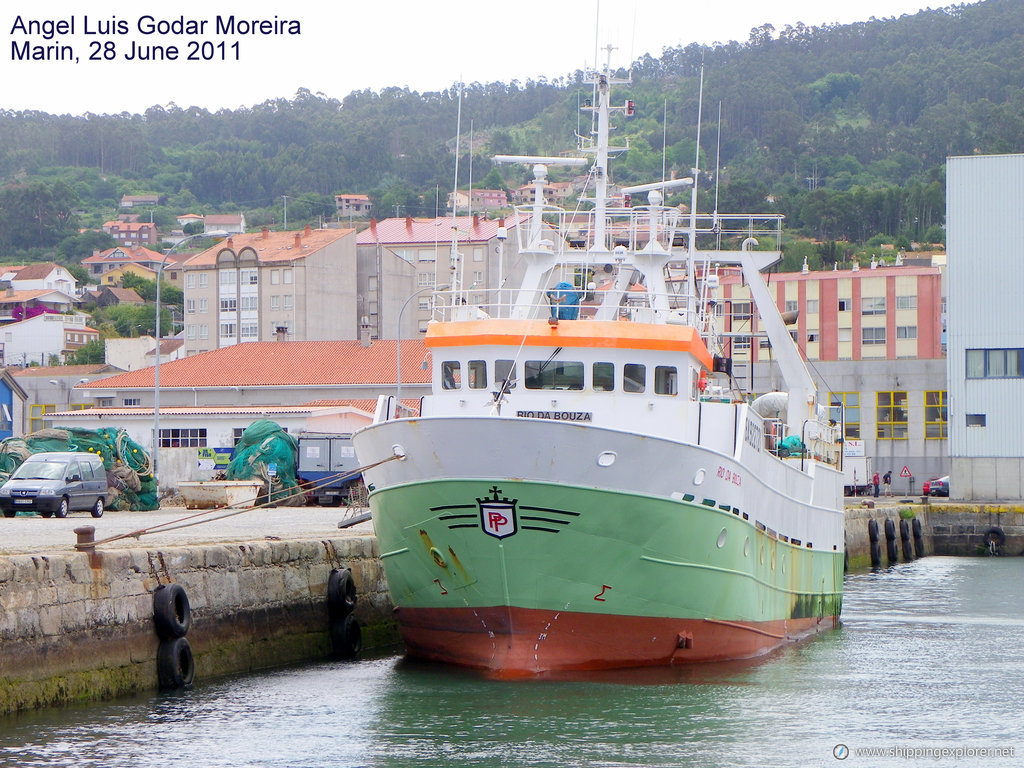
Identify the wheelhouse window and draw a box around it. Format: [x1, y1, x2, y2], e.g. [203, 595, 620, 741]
[623, 363, 646, 393]
[525, 360, 584, 390]
[654, 366, 678, 395]
[468, 360, 487, 389]
[829, 392, 860, 439]
[441, 361, 461, 389]
[593, 362, 614, 392]
[495, 360, 516, 390]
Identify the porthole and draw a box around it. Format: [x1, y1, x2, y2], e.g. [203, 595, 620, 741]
[597, 451, 617, 467]
[693, 468, 706, 485]
[759, 546, 765, 565]
[744, 538, 751, 557]
[716, 528, 727, 548]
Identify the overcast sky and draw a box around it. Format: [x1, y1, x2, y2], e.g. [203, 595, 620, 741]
[3, 0, 942, 116]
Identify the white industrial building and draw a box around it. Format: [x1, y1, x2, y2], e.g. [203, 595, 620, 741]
[946, 153, 1024, 500]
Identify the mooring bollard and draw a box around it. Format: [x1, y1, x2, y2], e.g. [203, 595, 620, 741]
[73, 526, 96, 551]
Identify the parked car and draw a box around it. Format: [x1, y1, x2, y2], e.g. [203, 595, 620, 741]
[0, 452, 110, 518]
[928, 476, 950, 497]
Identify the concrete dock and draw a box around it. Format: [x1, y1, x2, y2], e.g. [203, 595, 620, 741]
[0, 505, 391, 715]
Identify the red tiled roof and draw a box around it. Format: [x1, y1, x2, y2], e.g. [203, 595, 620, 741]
[145, 338, 185, 356]
[103, 221, 158, 232]
[82, 340, 431, 389]
[102, 287, 145, 302]
[10, 262, 63, 280]
[356, 214, 524, 246]
[82, 246, 166, 265]
[183, 228, 354, 267]
[13, 364, 116, 378]
[50, 403, 379, 418]
[0, 290, 74, 304]
[303, 398, 418, 414]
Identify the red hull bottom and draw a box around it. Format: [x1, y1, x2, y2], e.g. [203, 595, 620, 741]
[396, 606, 839, 678]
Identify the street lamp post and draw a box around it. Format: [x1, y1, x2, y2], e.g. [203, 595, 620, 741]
[153, 232, 225, 481]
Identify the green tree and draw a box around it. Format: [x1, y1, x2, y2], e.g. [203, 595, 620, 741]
[56, 230, 116, 262]
[65, 338, 105, 365]
[0, 182, 81, 250]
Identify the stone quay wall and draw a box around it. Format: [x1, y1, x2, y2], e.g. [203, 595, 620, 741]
[0, 536, 393, 715]
[845, 502, 1024, 568]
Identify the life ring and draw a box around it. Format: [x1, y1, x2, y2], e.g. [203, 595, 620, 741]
[984, 527, 1006, 547]
[327, 568, 358, 622]
[157, 636, 195, 689]
[698, 369, 708, 393]
[867, 519, 879, 543]
[153, 583, 191, 640]
[330, 614, 362, 659]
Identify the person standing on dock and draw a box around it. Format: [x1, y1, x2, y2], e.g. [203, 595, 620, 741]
[873, 472, 880, 497]
[883, 470, 893, 496]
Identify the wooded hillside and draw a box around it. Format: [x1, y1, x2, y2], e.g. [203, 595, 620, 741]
[1, 0, 1021, 262]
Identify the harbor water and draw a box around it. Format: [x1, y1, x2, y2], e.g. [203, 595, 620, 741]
[1, 556, 1021, 768]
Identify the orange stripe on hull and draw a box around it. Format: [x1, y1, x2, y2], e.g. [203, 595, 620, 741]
[395, 606, 839, 678]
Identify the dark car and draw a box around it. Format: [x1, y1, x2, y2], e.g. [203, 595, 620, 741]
[929, 476, 950, 497]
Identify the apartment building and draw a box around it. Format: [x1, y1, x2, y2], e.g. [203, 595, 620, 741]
[355, 214, 524, 339]
[713, 260, 948, 488]
[180, 226, 358, 355]
[334, 194, 372, 218]
[102, 221, 159, 246]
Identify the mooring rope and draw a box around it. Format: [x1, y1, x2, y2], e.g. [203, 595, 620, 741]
[84, 452, 402, 549]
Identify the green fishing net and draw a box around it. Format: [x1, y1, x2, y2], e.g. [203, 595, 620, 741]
[225, 420, 304, 505]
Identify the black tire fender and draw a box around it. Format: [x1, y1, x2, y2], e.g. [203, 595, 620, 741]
[899, 518, 911, 541]
[330, 614, 362, 659]
[884, 518, 896, 541]
[157, 636, 195, 689]
[868, 519, 879, 543]
[153, 583, 192, 639]
[327, 568, 357, 621]
[912, 517, 923, 538]
[984, 526, 1006, 547]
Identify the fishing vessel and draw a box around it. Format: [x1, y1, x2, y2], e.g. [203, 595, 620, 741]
[353, 52, 844, 675]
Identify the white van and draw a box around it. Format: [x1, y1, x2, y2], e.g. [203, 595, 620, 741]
[0, 452, 111, 518]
